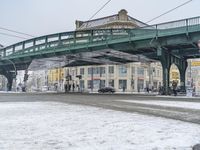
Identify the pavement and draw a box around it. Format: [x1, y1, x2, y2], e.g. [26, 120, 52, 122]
[1, 92, 200, 125]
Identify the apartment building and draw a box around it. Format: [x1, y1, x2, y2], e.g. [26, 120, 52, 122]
[62, 62, 162, 92]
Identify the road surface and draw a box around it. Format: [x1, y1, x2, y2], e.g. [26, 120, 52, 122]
[1, 93, 200, 124]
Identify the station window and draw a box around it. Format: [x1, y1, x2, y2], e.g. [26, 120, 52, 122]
[80, 68, 84, 75]
[109, 79, 114, 87]
[109, 66, 114, 74]
[119, 80, 127, 89]
[119, 65, 127, 77]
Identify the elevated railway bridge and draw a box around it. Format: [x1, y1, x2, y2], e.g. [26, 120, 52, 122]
[1, 16, 200, 94]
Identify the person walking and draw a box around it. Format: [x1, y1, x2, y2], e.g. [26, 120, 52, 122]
[172, 80, 178, 96]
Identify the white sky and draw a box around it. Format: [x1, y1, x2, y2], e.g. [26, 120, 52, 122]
[0, 0, 199, 46]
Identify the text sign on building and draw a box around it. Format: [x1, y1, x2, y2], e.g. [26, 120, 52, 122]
[191, 61, 200, 67]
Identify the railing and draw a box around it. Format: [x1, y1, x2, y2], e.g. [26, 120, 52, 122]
[1, 16, 200, 59]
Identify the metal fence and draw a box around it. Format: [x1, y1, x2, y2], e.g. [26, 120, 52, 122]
[1, 16, 200, 58]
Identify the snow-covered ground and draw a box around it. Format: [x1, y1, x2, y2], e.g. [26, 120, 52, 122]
[0, 102, 200, 150]
[117, 100, 200, 110]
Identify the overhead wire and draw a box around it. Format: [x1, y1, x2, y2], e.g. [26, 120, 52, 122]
[88, 0, 112, 22]
[1, 0, 112, 48]
[145, 0, 193, 24]
[0, 32, 29, 40]
[0, 0, 194, 42]
[81, 0, 112, 28]
[0, 27, 35, 38]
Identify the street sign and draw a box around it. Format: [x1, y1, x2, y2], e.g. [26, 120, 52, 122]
[191, 61, 200, 67]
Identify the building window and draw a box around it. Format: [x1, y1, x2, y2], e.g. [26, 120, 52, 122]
[88, 68, 92, 75]
[80, 80, 85, 89]
[80, 68, 84, 75]
[87, 80, 92, 89]
[87, 79, 105, 89]
[109, 66, 114, 74]
[119, 65, 127, 77]
[157, 70, 160, 77]
[137, 67, 144, 76]
[100, 80, 105, 88]
[109, 79, 114, 87]
[152, 68, 156, 76]
[100, 67, 106, 75]
[119, 80, 127, 89]
[153, 81, 158, 89]
[93, 80, 100, 89]
[93, 67, 99, 74]
[87, 67, 106, 75]
[137, 79, 144, 90]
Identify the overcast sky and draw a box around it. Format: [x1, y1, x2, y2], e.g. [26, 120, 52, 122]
[0, 0, 199, 46]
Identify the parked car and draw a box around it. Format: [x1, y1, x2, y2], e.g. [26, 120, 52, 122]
[98, 87, 115, 93]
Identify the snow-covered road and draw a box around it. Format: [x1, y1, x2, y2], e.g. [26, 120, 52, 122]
[0, 102, 200, 150]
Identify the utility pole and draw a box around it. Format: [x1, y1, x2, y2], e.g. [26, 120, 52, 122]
[91, 67, 94, 92]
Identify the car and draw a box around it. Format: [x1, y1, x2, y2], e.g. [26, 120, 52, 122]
[98, 87, 115, 93]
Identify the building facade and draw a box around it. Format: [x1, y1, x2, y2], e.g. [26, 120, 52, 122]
[48, 68, 64, 91]
[62, 62, 162, 92]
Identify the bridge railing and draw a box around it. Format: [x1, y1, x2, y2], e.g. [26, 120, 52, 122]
[0, 29, 130, 58]
[1, 16, 200, 59]
[142, 16, 200, 30]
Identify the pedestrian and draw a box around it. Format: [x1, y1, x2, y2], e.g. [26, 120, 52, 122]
[146, 87, 149, 93]
[72, 83, 75, 92]
[64, 84, 68, 93]
[77, 84, 80, 92]
[123, 86, 125, 92]
[69, 84, 71, 91]
[172, 80, 177, 96]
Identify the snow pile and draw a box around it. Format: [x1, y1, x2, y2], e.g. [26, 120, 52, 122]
[117, 100, 200, 110]
[0, 102, 199, 150]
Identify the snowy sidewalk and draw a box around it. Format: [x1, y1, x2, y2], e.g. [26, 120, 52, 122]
[0, 102, 200, 150]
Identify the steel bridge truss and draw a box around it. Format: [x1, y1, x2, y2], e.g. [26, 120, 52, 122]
[1, 16, 200, 93]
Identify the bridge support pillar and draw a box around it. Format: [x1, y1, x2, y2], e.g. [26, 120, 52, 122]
[161, 57, 170, 95]
[7, 76, 13, 91]
[158, 47, 171, 95]
[178, 60, 188, 92]
[161, 63, 170, 95]
[1, 70, 15, 91]
[158, 47, 188, 95]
